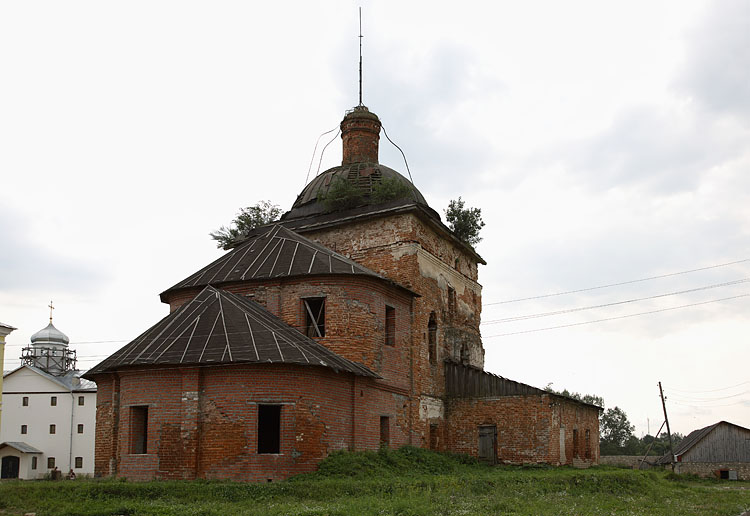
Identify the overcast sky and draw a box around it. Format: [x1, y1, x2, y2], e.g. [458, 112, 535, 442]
[2, 0, 748, 437]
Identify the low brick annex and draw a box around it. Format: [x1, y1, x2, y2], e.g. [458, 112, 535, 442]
[85, 105, 600, 481]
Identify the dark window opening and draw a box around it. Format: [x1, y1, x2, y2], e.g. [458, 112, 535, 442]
[385, 305, 396, 347]
[21, 425, 27, 434]
[258, 404, 281, 454]
[75, 457, 83, 469]
[78, 396, 85, 406]
[47, 457, 55, 469]
[22, 396, 29, 407]
[49, 424, 56, 434]
[31, 456, 37, 470]
[460, 342, 470, 365]
[380, 416, 390, 447]
[429, 423, 439, 450]
[573, 429, 579, 458]
[303, 298, 326, 338]
[130, 406, 149, 454]
[50, 396, 57, 406]
[447, 286, 456, 319]
[428, 312, 437, 364]
[720, 470, 729, 480]
[585, 429, 591, 459]
[77, 424, 84, 434]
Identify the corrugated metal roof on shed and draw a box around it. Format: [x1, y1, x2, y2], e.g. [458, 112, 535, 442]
[86, 286, 378, 379]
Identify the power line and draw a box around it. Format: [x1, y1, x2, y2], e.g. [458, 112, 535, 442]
[481, 278, 750, 325]
[484, 293, 750, 338]
[666, 390, 750, 402]
[483, 258, 750, 306]
[666, 380, 750, 394]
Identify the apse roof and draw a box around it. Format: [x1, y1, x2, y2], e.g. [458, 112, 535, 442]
[86, 286, 378, 378]
[161, 224, 413, 301]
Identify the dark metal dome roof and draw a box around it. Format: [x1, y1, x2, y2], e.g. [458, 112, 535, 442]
[283, 162, 429, 220]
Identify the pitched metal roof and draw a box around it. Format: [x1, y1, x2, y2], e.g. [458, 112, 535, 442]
[86, 286, 378, 378]
[161, 224, 403, 300]
[0, 442, 43, 454]
[3, 365, 96, 392]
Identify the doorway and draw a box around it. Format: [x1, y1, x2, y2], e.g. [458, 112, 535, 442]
[478, 425, 497, 465]
[1, 456, 20, 479]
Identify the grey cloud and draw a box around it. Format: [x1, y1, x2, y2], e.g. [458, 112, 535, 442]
[331, 41, 500, 196]
[677, 0, 750, 122]
[0, 206, 106, 292]
[544, 103, 747, 194]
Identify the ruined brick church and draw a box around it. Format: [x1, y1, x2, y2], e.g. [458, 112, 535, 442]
[86, 105, 600, 481]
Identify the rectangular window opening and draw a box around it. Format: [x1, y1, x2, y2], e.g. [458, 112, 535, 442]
[720, 470, 729, 480]
[303, 297, 326, 338]
[22, 396, 29, 407]
[31, 456, 37, 470]
[385, 305, 396, 347]
[585, 429, 591, 459]
[50, 396, 57, 406]
[21, 424, 27, 434]
[380, 416, 390, 447]
[77, 424, 84, 434]
[258, 404, 281, 454]
[78, 396, 85, 406]
[49, 424, 56, 435]
[47, 457, 55, 469]
[428, 312, 437, 364]
[75, 457, 83, 469]
[130, 405, 149, 454]
[573, 429, 579, 458]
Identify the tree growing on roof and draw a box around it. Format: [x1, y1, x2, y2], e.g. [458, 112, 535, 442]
[210, 201, 281, 250]
[444, 197, 485, 247]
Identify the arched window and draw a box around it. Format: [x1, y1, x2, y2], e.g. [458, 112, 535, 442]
[428, 312, 437, 364]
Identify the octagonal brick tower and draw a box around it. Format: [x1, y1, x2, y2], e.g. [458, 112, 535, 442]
[282, 105, 486, 450]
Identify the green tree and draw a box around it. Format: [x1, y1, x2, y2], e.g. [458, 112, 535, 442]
[600, 406, 635, 455]
[318, 177, 364, 212]
[444, 197, 485, 247]
[210, 201, 281, 250]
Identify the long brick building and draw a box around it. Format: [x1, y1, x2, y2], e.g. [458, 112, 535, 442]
[85, 105, 600, 481]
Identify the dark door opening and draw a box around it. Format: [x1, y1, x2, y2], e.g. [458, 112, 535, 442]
[380, 416, 390, 447]
[478, 425, 497, 465]
[1, 456, 20, 479]
[258, 405, 282, 454]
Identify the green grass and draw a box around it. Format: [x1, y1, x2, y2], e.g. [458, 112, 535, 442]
[1, 447, 748, 515]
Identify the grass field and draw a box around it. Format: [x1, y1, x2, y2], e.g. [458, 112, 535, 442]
[1, 448, 748, 516]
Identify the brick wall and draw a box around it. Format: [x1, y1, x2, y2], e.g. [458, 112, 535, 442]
[91, 363, 409, 481]
[445, 394, 599, 466]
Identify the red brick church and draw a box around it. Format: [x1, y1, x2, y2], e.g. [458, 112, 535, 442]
[85, 105, 600, 481]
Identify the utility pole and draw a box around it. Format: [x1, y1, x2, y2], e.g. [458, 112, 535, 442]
[658, 381, 675, 471]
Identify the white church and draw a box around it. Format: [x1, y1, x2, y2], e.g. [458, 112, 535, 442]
[0, 315, 96, 480]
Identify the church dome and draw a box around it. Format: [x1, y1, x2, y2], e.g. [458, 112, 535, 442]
[30, 322, 70, 346]
[282, 105, 432, 221]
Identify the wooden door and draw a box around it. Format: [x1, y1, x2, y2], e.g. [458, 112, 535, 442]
[478, 425, 497, 464]
[1, 456, 20, 479]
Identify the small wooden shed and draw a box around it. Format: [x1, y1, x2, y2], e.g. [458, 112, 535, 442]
[659, 421, 750, 480]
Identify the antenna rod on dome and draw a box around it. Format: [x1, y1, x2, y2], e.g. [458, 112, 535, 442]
[358, 7, 363, 106]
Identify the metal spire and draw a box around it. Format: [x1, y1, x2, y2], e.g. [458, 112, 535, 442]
[48, 300, 55, 323]
[358, 7, 363, 106]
